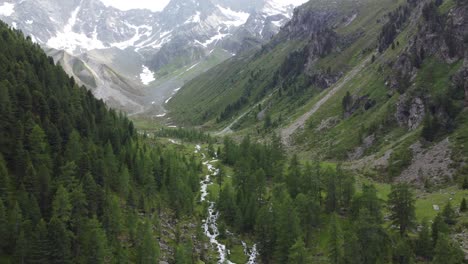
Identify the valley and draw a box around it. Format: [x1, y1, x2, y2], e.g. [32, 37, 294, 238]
[0, 0, 467, 263]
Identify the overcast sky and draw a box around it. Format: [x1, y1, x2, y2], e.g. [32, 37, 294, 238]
[98, 0, 308, 12]
[98, 0, 171, 12]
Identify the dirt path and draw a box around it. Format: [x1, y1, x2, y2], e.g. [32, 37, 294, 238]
[281, 56, 371, 145]
[216, 91, 277, 136]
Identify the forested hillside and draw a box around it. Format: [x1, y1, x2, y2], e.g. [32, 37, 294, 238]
[170, 0, 468, 186]
[213, 136, 466, 263]
[0, 21, 203, 263]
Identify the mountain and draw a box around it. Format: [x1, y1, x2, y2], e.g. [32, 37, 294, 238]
[0, 20, 207, 263]
[169, 0, 468, 186]
[0, 0, 304, 114]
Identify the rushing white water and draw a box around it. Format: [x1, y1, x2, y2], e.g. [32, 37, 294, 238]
[198, 145, 257, 264]
[242, 242, 258, 264]
[198, 146, 233, 264]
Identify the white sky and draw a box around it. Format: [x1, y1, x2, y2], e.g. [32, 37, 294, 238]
[98, 0, 309, 12]
[99, 0, 171, 12]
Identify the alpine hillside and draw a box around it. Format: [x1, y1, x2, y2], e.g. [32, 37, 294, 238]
[0, 0, 306, 114]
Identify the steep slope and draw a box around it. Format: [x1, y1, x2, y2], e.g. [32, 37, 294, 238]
[0, 21, 208, 263]
[0, 0, 305, 115]
[169, 0, 398, 126]
[170, 0, 468, 186]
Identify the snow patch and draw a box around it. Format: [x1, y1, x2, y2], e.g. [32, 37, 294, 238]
[140, 66, 155, 85]
[25, 20, 33, 25]
[186, 62, 200, 72]
[165, 97, 172, 104]
[0, 2, 15, 17]
[47, 5, 106, 54]
[185, 11, 201, 24]
[216, 5, 249, 27]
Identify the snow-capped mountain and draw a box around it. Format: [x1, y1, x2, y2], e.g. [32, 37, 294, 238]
[0, 0, 306, 114]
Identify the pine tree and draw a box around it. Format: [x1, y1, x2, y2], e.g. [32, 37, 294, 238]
[52, 185, 72, 223]
[274, 189, 300, 264]
[326, 169, 338, 213]
[441, 201, 456, 225]
[0, 199, 8, 252]
[415, 219, 432, 260]
[295, 193, 320, 245]
[351, 185, 383, 223]
[433, 233, 464, 264]
[82, 217, 108, 264]
[48, 217, 71, 264]
[354, 209, 390, 264]
[255, 205, 276, 264]
[0, 155, 11, 201]
[29, 219, 49, 264]
[393, 237, 414, 264]
[431, 214, 449, 246]
[136, 221, 159, 264]
[286, 155, 301, 198]
[343, 231, 361, 264]
[102, 194, 123, 244]
[460, 198, 467, 212]
[387, 183, 415, 235]
[328, 214, 344, 264]
[288, 238, 310, 264]
[14, 230, 28, 264]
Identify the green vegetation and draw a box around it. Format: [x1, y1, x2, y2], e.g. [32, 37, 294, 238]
[0, 21, 208, 263]
[212, 136, 467, 263]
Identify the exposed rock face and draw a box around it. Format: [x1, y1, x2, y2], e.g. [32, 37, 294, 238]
[344, 95, 376, 118]
[390, 54, 416, 92]
[348, 134, 376, 160]
[390, 0, 468, 92]
[395, 95, 425, 130]
[397, 138, 455, 187]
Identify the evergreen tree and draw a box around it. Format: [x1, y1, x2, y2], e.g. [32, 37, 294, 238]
[48, 217, 71, 264]
[52, 185, 72, 223]
[14, 230, 28, 264]
[82, 217, 108, 264]
[274, 188, 300, 264]
[136, 221, 159, 264]
[29, 219, 50, 264]
[433, 233, 464, 264]
[328, 214, 344, 264]
[294, 193, 320, 245]
[255, 205, 276, 264]
[352, 185, 382, 223]
[387, 183, 415, 235]
[415, 219, 432, 260]
[286, 155, 301, 198]
[288, 238, 310, 264]
[0, 199, 7, 252]
[393, 237, 414, 264]
[431, 214, 449, 246]
[441, 201, 456, 225]
[460, 198, 467, 212]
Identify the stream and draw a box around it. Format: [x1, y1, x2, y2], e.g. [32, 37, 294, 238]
[195, 145, 258, 264]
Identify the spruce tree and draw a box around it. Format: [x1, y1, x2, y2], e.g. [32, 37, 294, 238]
[460, 198, 467, 212]
[441, 201, 456, 225]
[433, 234, 464, 264]
[0, 199, 7, 252]
[328, 214, 344, 264]
[431, 214, 449, 246]
[136, 221, 159, 264]
[52, 185, 72, 223]
[415, 219, 432, 260]
[48, 217, 71, 264]
[288, 238, 310, 264]
[387, 183, 415, 235]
